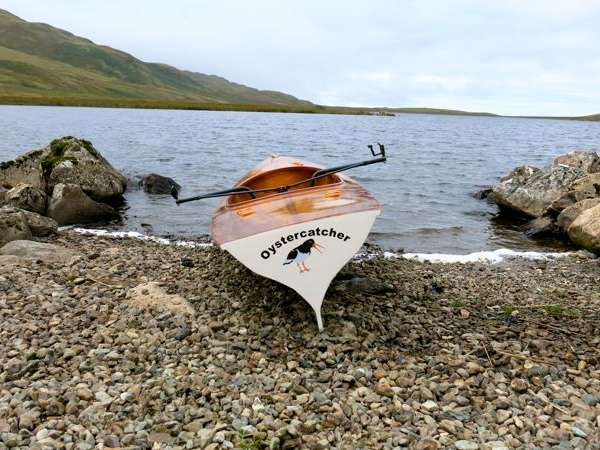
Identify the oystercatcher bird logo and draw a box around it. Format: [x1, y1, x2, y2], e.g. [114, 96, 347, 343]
[283, 239, 325, 273]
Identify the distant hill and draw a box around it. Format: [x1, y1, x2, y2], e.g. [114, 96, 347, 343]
[0, 8, 310, 106]
[0, 9, 597, 121]
[386, 107, 497, 117]
[575, 114, 600, 121]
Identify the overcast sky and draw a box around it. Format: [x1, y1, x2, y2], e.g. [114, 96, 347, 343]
[4, 0, 600, 116]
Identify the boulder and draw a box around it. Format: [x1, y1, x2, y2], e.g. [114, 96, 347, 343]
[546, 187, 600, 215]
[522, 216, 558, 237]
[5, 183, 47, 214]
[568, 173, 600, 198]
[0, 206, 57, 237]
[0, 148, 46, 189]
[0, 186, 6, 204]
[0, 255, 28, 267]
[472, 187, 496, 203]
[0, 240, 80, 263]
[19, 209, 58, 236]
[46, 183, 118, 226]
[142, 173, 181, 195]
[557, 198, 600, 232]
[0, 207, 32, 245]
[553, 150, 600, 173]
[43, 137, 127, 201]
[568, 204, 600, 254]
[499, 165, 539, 182]
[493, 165, 585, 218]
[0, 136, 127, 202]
[127, 282, 195, 316]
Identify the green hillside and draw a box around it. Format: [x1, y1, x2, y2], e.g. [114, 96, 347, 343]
[386, 107, 497, 116]
[0, 8, 310, 105]
[0, 8, 597, 120]
[575, 114, 600, 121]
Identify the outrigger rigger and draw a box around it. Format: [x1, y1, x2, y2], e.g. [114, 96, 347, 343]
[172, 144, 387, 330]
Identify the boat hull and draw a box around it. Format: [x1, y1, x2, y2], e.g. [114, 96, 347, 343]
[221, 209, 380, 330]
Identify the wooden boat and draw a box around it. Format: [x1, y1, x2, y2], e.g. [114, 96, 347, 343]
[173, 144, 386, 330]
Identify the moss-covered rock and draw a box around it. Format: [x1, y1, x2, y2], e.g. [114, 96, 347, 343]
[41, 136, 127, 201]
[1, 136, 126, 227]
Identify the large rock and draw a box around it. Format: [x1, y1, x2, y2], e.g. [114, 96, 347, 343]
[568, 204, 600, 254]
[0, 254, 28, 267]
[522, 216, 558, 237]
[47, 183, 118, 226]
[0, 136, 127, 202]
[557, 198, 600, 232]
[499, 165, 539, 182]
[127, 282, 195, 316]
[0, 240, 80, 263]
[43, 137, 127, 201]
[546, 187, 600, 216]
[0, 186, 6, 204]
[5, 183, 47, 214]
[568, 173, 600, 198]
[493, 165, 585, 218]
[553, 150, 600, 174]
[0, 148, 46, 189]
[0, 207, 32, 245]
[0, 206, 57, 237]
[19, 209, 58, 236]
[142, 173, 181, 195]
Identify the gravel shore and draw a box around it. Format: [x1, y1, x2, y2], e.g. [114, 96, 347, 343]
[1, 231, 599, 449]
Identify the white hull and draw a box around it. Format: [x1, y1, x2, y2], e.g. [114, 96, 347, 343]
[221, 210, 380, 330]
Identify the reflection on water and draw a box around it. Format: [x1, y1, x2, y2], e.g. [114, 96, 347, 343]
[1, 105, 599, 253]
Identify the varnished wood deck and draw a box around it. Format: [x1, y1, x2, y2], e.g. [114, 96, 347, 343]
[211, 156, 380, 245]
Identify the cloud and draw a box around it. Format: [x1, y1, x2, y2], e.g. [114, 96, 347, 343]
[2, 0, 600, 115]
[349, 71, 395, 82]
[413, 75, 470, 91]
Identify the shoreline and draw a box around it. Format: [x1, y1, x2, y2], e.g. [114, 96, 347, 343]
[70, 226, 581, 265]
[1, 230, 599, 448]
[1, 99, 599, 122]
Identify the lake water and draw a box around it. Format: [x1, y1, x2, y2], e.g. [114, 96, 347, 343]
[1, 105, 599, 253]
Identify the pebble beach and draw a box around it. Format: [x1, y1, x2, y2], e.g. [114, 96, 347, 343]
[1, 231, 599, 449]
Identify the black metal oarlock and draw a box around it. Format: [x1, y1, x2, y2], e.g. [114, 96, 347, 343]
[172, 144, 388, 205]
[309, 143, 386, 186]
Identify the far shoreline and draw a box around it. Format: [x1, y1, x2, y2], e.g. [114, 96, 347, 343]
[2, 95, 599, 122]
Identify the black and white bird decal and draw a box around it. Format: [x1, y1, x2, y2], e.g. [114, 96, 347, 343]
[283, 238, 325, 273]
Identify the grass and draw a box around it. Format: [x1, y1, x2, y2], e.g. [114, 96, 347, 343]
[0, 94, 326, 114]
[570, 114, 600, 122]
[0, 9, 309, 106]
[500, 305, 516, 317]
[40, 136, 83, 179]
[542, 305, 578, 318]
[497, 303, 579, 319]
[451, 300, 465, 309]
[3, 93, 597, 121]
[236, 430, 263, 450]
